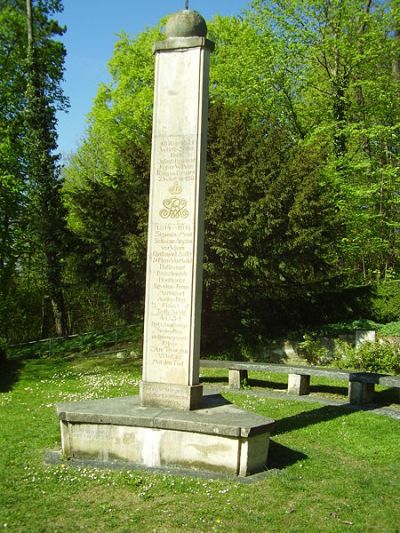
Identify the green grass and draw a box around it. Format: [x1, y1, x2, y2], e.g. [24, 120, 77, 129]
[6, 324, 142, 360]
[1, 353, 400, 532]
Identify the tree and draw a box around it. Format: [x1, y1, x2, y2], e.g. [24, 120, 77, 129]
[0, 0, 68, 341]
[24, 0, 69, 336]
[0, 1, 27, 340]
[62, 26, 160, 320]
[247, 0, 400, 282]
[62, 7, 398, 350]
[203, 99, 345, 353]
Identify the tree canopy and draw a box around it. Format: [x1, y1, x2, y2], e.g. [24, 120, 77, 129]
[0, 0, 68, 341]
[1, 0, 399, 349]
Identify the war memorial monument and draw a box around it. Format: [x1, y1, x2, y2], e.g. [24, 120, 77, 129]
[55, 7, 274, 477]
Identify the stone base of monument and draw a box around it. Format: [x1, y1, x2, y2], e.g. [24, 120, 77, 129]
[55, 394, 274, 477]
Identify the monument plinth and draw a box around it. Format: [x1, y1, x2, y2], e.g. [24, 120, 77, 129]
[53, 10, 274, 477]
[140, 11, 214, 410]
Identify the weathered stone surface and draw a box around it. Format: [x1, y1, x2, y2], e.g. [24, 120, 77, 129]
[165, 10, 207, 39]
[229, 369, 248, 390]
[154, 36, 214, 53]
[53, 10, 276, 478]
[355, 330, 376, 347]
[57, 394, 273, 437]
[288, 374, 311, 396]
[139, 382, 203, 410]
[349, 381, 375, 405]
[56, 394, 274, 476]
[140, 16, 213, 410]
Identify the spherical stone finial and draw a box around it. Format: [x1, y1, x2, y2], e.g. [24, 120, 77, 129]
[165, 10, 207, 38]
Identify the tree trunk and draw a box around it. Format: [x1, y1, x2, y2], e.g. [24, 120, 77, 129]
[26, 0, 33, 50]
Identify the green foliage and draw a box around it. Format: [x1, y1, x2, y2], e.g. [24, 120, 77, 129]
[201, 99, 347, 353]
[248, 0, 400, 283]
[334, 338, 400, 374]
[62, 5, 400, 350]
[25, 0, 69, 336]
[318, 318, 380, 336]
[379, 321, 400, 337]
[62, 26, 158, 320]
[213, 105, 337, 346]
[2, 1, 397, 342]
[372, 280, 400, 322]
[0, 0, 69, 341]
[297, 334, 331, 366]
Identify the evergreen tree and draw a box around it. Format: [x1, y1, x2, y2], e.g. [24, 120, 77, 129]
[25, 0, 69, 336]
[0, 0, 68, 340]
[0, 1, 27, 339]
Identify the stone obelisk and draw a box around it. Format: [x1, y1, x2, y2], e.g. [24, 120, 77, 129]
[55, 9, 274, 477]
[140, 10, 214, 410]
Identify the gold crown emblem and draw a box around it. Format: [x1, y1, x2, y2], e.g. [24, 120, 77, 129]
[169, 182, 182, 195]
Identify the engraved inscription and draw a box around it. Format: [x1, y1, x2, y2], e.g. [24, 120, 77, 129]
[142, 383, 194, 402]
[156, 136, 197, 182]
[147, 221, 194, 371]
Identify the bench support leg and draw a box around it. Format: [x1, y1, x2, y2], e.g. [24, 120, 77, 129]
[288, 374, 310, 395]
[349, 382, 375, 405]
[229, 369, 248, 389]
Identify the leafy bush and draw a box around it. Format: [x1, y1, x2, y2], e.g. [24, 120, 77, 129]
[334, 339, 400, 374]
[379, 321, 400, 337]
[372, 280, 400, 323]
[318, 319, 379, 336]
[297, 334, 331, 366]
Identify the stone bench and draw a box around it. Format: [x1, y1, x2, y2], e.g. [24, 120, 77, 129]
[199, 359, 400, 405]
[348, 372, 400, 404]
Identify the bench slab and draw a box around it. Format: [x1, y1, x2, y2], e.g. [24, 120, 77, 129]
[200, 360, 400, 405]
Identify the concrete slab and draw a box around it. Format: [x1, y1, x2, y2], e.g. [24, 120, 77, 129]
[56, 394, 274, 477]
[57, 394, 273, 438]
[44, 450, 280, 484]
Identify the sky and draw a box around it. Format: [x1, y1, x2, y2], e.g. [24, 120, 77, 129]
[56, 0, 250, 158]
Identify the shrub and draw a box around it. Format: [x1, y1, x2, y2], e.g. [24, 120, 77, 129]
[318, 319, 379, 336]
[333, 339, 356, 368]
[379, 321, 400, 337]
[372, 280, 400, 323]
[297, 334, 331, 365]
[334, 338, 400, 374]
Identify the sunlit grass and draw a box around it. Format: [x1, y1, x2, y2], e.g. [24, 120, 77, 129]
[1, 353, 399, 532]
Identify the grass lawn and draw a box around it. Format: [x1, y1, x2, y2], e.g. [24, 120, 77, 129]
[1, 353, 399, 532]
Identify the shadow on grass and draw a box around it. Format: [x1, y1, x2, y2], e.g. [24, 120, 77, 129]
[273, 403, 375, 436]
[248, 379, 287, 391]
[310, 384, 348, 396]
[250, 380, 348, 397]
[200, 376, 229, 385]
[373, 388, 400, 406]
[200, 376, 288, 391]
[267, 440, 307, 469]
[0, 359, 24, 392]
